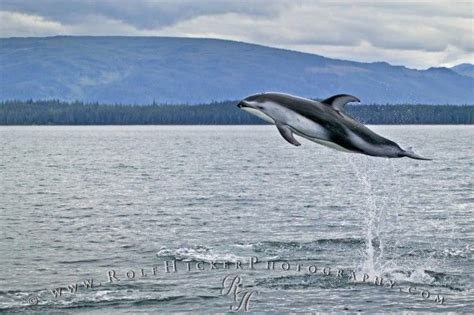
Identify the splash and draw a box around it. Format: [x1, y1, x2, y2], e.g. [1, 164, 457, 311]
[348, 157, 385, 277]
[346, 155, 408, 280]
[346, 154, 455, 287]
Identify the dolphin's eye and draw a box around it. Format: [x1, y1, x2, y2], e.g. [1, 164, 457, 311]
[257, 106, 264, 109]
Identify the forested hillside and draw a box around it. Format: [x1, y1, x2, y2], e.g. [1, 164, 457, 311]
[1, 100, 472, 125]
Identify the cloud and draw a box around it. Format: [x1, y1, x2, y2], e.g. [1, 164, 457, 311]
[154, 2, 473, 51]
[0, 11, 63, 37]
[287, 42, 474, 69]
[0, 0, 283, 29]
[0, 0, 472, 68]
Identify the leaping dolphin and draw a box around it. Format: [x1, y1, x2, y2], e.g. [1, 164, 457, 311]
[237, 92, 430, 160]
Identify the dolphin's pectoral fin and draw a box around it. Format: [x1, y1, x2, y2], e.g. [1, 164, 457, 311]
[321, 94, 360, 112]
[276, 124, 301, 146]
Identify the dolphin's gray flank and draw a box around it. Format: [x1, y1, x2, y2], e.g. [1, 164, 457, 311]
[237, 92, 431, 160]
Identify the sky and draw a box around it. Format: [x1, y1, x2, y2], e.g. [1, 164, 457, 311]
[0, 0, 472, 69]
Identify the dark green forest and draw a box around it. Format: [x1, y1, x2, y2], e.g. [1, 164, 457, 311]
[0, 100, 472, 125]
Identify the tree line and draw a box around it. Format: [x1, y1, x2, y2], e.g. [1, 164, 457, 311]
[0, 99, 472, 125]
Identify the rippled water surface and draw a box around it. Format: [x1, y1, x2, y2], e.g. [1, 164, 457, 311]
[0, 125, 472, 313]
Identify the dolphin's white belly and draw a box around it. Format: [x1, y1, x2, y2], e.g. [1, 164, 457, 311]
[287, 112, 327, 138]
[305, 137, 352, 152]
[285, 112, 353, 152]
[244, 105, 352, 152]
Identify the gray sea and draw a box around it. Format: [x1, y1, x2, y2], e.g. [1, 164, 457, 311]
[0, 125, 472, 314]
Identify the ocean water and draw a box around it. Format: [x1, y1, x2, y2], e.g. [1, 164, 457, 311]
[0, 125, 472, 314]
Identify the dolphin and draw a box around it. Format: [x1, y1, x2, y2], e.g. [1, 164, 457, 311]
[237, 92, 430, 160]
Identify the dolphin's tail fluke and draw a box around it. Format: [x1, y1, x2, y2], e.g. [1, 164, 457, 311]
[401, 148, 432, 161]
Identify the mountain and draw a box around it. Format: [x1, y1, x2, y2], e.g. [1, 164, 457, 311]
[0, 36, 473, 104]
[450, 63, 474, 78]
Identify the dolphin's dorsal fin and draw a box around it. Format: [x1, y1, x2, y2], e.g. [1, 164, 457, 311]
[276, 123, 301, 146]
[321, 94, 360, 112]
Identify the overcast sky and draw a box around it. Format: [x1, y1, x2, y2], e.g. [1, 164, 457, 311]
[1, 0, 472, 69]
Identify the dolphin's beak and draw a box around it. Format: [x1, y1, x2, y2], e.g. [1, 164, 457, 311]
[237, 100, 250, 108]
